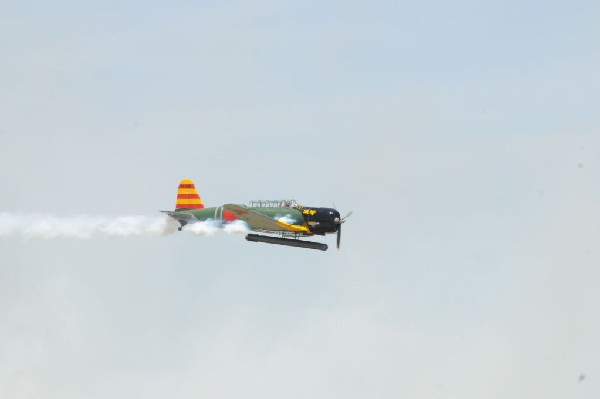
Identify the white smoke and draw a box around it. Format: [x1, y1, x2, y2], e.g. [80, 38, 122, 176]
[183, 220, 221, 236]
[277, 214, 296, 225]
[223, 220, 250, 234]
[0, 213, 180, 240]
[184, 219, 250, 236]
[0, 213, 253, 240]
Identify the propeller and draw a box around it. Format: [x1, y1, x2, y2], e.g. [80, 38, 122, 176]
[335, 211, 352, 251]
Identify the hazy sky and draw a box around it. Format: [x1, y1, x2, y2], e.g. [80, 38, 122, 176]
[1, 0, 599, 398]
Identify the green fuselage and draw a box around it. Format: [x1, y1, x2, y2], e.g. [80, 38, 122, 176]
[176, 206, 305, 225]
[170, 204, 341, 237]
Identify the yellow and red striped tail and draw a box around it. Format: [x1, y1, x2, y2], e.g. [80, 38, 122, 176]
[175, 179, 204, 210]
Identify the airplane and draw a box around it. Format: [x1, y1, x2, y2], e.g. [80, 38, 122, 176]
[162, 179, 351, 251]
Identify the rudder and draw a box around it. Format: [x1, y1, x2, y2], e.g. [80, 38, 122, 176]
[175, 179, 204, 210]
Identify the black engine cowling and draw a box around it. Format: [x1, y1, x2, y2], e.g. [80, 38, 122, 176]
[299, 207, 341, 235]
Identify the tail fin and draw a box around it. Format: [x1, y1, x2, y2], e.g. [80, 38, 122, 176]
[175, 179, 204, 210]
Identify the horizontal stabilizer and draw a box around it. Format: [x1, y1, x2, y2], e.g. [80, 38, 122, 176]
[161, 210, 198, 223]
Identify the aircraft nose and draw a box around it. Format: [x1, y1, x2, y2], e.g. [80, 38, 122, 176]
[332, 211, 341, 224]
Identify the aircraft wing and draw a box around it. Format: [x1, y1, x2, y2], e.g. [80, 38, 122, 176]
[223, 204, 310, 234]
[161, 210, 197, 223]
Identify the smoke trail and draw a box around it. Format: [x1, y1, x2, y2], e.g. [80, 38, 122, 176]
[184, 219, 250, 236]
[223, 220, 251, 234]
[184, 220, 221, 236]
[0, 213, 251, 240]
[0, 213, 180, 240]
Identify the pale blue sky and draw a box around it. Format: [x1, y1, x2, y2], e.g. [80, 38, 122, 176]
[1, 0, 599, 397]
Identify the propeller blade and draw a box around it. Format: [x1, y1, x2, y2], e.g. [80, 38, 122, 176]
[341, 211, 353, 223]
[336, 224, 341, 250]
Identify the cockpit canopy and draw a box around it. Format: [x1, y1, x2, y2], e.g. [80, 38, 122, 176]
[249, 199, 298, 208]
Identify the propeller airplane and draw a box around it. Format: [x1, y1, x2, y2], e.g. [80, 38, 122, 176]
[162, 179, 351, 251]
